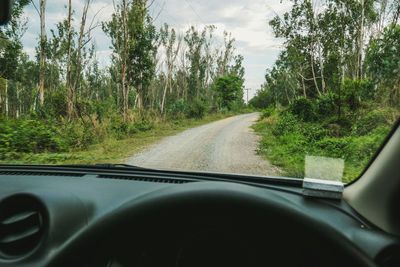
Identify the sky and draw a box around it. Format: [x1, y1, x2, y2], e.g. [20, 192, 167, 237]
[21, 0, 291, 99]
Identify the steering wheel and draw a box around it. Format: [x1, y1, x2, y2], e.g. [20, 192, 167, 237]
[46, 182, 378, 267]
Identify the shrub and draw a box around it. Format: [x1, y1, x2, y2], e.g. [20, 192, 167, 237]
[289, 97, 317, 122]
[129, 120, 154, 134]
[342, 79, 374, 111]
[316, 93, 337, 118]
[0, 119, 66, 154]
[300, 123, 329, 142]
[272, 112, 299, 136]
[186, 99, 207, 119]
[58, 121, 97, 149]
[261, 107, 276, 119]
[168, 99, 187, 119]
[352, 109, 391, 135]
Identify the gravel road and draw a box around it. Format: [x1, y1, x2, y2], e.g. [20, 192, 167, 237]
[126, 112, 280, 176]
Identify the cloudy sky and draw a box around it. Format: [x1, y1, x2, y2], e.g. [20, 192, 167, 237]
[22, 0, 291, 99]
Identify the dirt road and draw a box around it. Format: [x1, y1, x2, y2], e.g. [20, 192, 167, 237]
[126, 113, 279, 176]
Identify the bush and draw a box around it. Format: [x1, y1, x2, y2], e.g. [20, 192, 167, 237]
[272, 112, 299, 136]
[186, 99, 207, 119]
[352, 109, 391, 135]
[300, 123, 329, 142]
[58, 121, 97, 149]
[342, 79, 374, 111]
[261, 107, 276, 119]
[316, 93, 337, 118]
[0, 119, 66, 155]
[168, 99, 188, 119]
[289, 97, 317, 122]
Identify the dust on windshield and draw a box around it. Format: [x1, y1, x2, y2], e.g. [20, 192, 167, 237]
[0, 0, 399, 183]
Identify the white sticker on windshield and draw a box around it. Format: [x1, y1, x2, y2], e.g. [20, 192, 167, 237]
[305, 155, 344, 182]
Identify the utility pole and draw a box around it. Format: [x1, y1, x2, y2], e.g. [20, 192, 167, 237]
[245, 88, 250, 104]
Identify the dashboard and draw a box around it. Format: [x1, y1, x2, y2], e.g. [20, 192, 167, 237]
[0, 167, 399, 267]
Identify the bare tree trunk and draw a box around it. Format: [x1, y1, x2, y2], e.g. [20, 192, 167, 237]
[318, 41, 326, 93]
[16, 83, 20, 118]
[358, 0, 365, 79]
[66, 0, 74, 118]
[121, 0, 129, 122]
[310, 23, 321, 96]
[38, 0, 46, 106]
[302, 76, 307, 98]
[5, 79, 8, 117]
[160, 78, 168, 114]
[72, 0, 90, 118]
[121, 63, 128, 121]
[310, 51, 321, 96]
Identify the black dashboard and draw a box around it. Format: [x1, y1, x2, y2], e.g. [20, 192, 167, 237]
[0, 167, 399, 267]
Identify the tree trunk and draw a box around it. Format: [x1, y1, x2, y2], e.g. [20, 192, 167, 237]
[72, 0, 90, 119]
[318, 41, 326, 93]
[121, 0, 129, 122]
[66, 0, 74, 118]
[122, 64, 128, 122]
[310, 51, 321, 96]
[160, 78, 168, 114]
[38, 0, 46, 107]
[5, 79, 8, 117]
[16, 83, 20, 118]
[358, 0, 365, 79]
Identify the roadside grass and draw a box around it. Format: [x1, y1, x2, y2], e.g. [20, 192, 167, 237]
[0, 113, 233, 165]
[252, 108, 398, 183]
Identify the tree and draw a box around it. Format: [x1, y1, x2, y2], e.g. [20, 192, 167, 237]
[366, 24, 400, 105]
[103, 0, 130, 121]
[0, 0, 29, 117]
[159, 23, 181, 114]
[127, 0, 157, 111]
[104, 0, 157, 119]
[213, 74, 244, 110]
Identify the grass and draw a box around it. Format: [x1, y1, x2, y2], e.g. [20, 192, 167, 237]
[252, 109, 397, 183]
[1, 113, 233, 165]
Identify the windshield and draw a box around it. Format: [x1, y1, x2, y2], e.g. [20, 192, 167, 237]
[0, 0, 399, 183]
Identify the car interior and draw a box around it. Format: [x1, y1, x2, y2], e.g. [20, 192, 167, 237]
[0, 123, 399, 267]
[1, 1, 400, 267]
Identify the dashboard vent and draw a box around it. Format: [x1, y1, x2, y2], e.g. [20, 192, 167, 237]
[98, 174, 194, 184]
[0, 195, 46, 258]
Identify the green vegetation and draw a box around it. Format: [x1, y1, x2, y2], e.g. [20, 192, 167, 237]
[0, 1, 246, 163]
[250, 0, 400, 182]
[0, 112, 235, 164]
[253, 105, 398, 182]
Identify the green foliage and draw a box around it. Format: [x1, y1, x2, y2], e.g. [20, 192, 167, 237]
[186, 99, 207, 119]
[342, 79, 374, 111]
[213, 74, 244, 111]
[254, 107, 395, 182]
[0, 119, 66, 157]
[316, 93, 337, 118]
[366, 25, 400, 105]
[352, 109, 392, 135]
[272, 112, 299, 135]
[261, 107, 276, 119]
[249, 87, 274, 109]
[289, 97, 317, 122]
[168, 99, 188, 119]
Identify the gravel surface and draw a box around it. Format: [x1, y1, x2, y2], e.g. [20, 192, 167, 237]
[126, 112, 280, 176]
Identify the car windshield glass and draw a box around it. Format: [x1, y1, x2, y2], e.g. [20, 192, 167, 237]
[0, 0, 399, 183]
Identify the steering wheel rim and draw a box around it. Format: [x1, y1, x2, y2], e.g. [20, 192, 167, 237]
[46, 182, 378, 267]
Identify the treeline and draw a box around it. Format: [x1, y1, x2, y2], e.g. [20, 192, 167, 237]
[0, 0, 245, 157]
[0, 0, 245, 121]
[251, 0, 400, 181]
[251, 0, 400, 111]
